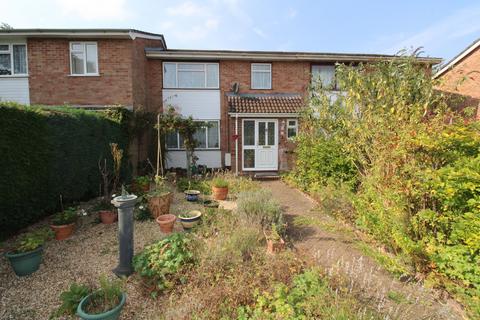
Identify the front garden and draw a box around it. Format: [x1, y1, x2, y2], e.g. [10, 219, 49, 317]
[0, 172, 382, 319]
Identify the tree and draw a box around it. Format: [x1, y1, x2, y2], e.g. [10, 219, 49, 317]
[0, 22, 13, 30]
[155, 107, 207, 178]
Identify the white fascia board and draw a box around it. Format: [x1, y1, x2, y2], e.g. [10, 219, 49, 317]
[228, 113, 299, 117]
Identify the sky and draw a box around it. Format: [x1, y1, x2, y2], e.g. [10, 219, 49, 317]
[2, 0, 480, 63]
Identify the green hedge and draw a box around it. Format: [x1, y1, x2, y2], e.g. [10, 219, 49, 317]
[0, 103, 131, 239]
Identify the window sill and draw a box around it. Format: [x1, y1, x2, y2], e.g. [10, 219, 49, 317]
[163, 87, 220, 90]
[166, 148, 221, 151]
[250, 87, 272, 90]
[69, 74, 100, 77]
[0, 74, 29, 78]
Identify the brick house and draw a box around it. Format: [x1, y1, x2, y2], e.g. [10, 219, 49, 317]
[0, 29, 441, 174]
[434, 38, 480, 118]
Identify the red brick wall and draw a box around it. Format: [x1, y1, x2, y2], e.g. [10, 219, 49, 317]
[221, 61, 310, 172]
[146, 60, 163, 113]
[437, 48, 480, 100]
[28, 38, 134, 106]
[132, 38, 164, 112]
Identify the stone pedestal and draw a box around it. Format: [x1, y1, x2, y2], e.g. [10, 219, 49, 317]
[111, 194, 138, 277]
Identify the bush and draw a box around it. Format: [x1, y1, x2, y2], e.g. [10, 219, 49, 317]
[237, 269, 379, 320]
[236, 190, 285, 236]
[290, 55, 480, 316]
[133, 233, 193, 297]
[0, 103, 130, 239]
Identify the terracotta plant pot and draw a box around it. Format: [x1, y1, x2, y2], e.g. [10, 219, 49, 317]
[156, 214, 176, 234]
[148, 192, 173, 219]
[266, 238, 285, 254]
[212, 186, 228, 200]
[99, 210, 117, 224]
[50, 223, 75, 240]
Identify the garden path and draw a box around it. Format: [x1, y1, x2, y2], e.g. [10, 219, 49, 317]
[262, 180, 466, 320]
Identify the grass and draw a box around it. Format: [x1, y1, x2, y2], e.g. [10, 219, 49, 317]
[354, 242, 411, 278]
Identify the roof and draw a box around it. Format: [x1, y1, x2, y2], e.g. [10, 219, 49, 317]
[0, 28, 166, 47]
[434, 38, 480, 79]
[145, 48, 442, 64]
[228, 93, 304, 114]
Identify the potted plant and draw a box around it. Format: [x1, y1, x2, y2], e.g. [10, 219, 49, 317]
[184, 189, 200, 202]
[50, 207, 78, 240]
[147, 177, 173, 219]
[97, 143, 123, 224]
[5, 228, 53, 276]
[179, 210, 202, 230]
[211, 178, 229, 200]
[77, 276, 126, 320]
[95, 201, 117, 224]
[132, 175, 151, 194]
[264, 224, 285, 254]
[156, 214, 177, 234]
[203, 199, 219, 208]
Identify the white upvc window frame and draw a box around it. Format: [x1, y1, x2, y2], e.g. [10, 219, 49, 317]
[162, 62, 219, 89]
[286, 119, 298, 139]
[251, 63, 272, 89]
[0, 43, 28, 77]
[166, 120, 221, 150]
[69, 41, 99, 76]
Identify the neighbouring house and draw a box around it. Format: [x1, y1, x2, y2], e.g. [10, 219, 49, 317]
[0, 28, 441, 174]
[434, 38, 480, 118]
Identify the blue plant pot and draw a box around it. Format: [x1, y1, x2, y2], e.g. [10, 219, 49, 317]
[5, 246, 43, 277]
[77, 292, 126, 320]
[184, 190, 200, 202]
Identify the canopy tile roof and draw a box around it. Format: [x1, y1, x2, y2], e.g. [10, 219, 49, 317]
[228, 93, 304, 114]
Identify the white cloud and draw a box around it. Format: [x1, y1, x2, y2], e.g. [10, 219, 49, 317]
[253, 27, 267, 39]
[166, 1, 208, 17]
[287, 8, 297, 19]
[55, 0, 131, 20]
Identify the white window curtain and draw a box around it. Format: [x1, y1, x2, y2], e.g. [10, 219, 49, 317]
[166, 121, 220, 150]
[70, 42, 98, 75]
[251, 64, 272, 89]
[164, 63, 219, 89]
[312, 65, 336, 89]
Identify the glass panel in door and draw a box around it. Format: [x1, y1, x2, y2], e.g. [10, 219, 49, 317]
[267, 122, 275, 146]
[244, 121, 255, 146]
[258, 122, 266, 145]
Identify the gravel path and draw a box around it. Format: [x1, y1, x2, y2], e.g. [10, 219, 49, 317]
[0, 191, 203, 320]
[262, 180, 466, 320]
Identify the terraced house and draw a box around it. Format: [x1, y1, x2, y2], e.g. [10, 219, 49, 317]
[0, 28, 441, 174]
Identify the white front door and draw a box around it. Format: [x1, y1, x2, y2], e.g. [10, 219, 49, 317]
[242, 119, 278, 171]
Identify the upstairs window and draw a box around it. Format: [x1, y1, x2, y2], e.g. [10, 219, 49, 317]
[166, 120, 220, 150]
[70, 42, 98, 75]
[251, 63, 271, 89]
[163, 62, 219, 89]
[312, 65, 338, 90]
[0, 44, 27, 76]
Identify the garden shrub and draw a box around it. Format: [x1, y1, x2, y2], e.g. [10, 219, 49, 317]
[289, 54, 480, 316]
[0, 103, 130, 239]
[133, 233, 193, 297]
[237, 269, 379, 320]
[236, 190, 285, 235]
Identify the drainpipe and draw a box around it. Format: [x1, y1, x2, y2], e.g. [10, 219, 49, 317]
[235, 114, 239, 176]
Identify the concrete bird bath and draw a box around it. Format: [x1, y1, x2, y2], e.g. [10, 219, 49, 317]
[111, 189, 138, 277]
